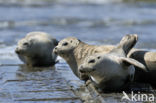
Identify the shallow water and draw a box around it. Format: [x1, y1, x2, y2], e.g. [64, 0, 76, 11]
[0, 0, 156, 47]
[0, 0, 156, 102]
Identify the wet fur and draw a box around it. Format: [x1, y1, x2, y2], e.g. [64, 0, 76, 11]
[79, 34, 147, 91]
[54, 37, 114, 80]
[128, 49, 156, 88]
[16, 32, 58, 67]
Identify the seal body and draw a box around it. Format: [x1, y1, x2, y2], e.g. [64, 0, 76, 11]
[79, 34, 146, 91]
[128, 49, 156, 70]
[15, 32, 58, 67]
[53, 37, 114, 80]
[79, 54, 134, 91]
[128, 49, 156, 87]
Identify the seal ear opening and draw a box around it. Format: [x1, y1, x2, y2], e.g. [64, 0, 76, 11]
[120, 57, 148, 72]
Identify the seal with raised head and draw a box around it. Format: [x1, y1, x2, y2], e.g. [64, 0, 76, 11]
[53, 37, 114, 80]
[79, 34, 147, 91]
[15, 32, 58, 67]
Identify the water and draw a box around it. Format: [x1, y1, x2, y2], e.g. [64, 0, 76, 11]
[0, 0, 156, 46]
[0, 0, 156, 102]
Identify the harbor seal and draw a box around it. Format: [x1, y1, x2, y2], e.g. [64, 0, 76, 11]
[79, 35, 147, 91]
[53, 34, 140, 81]
[15, 32, 58, 67]
[53, 37, 114, 80]
[128, 49, 156, 87]
[128, 49, 156, 71]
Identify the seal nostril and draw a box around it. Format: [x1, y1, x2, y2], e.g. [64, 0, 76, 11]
[54, 47, 58, 51]
[15, 49, 20, 54]
[54, 47, 58, 54]
[79, 69, 85, 73]
[79, 66, 84, 73]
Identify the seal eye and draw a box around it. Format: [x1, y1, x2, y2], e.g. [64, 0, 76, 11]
[88, 59, 95, 64]
[23, 42, 29, 46]
[62, 42, 68, 46]
[97, 56, 101, 59]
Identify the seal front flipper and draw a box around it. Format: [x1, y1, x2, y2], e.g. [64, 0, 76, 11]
[119, 57, 148, 72]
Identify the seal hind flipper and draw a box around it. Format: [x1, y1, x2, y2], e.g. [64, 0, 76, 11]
[110, 34, 138, 57]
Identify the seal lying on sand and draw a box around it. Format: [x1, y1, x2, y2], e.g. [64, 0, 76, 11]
[79, 34, 147, 91]
[15, 32, 58, 67]
[128, 49, 156, 87]
[53, 37, 114, 80]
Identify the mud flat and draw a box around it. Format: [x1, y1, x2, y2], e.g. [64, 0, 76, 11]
[0, 47, 156, 103]
[86, 80, 156, 103]
[0, 65, 82, 103]
[0, 54, 97, 103]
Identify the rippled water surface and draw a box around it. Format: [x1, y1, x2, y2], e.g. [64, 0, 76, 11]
[0, 0, 155, 47]
[0, 0, 156, 102]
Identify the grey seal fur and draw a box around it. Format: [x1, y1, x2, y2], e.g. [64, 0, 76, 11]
[79, 34, 147, 91]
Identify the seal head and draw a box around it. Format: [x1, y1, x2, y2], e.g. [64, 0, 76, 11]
[53, 37, 80, 56]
